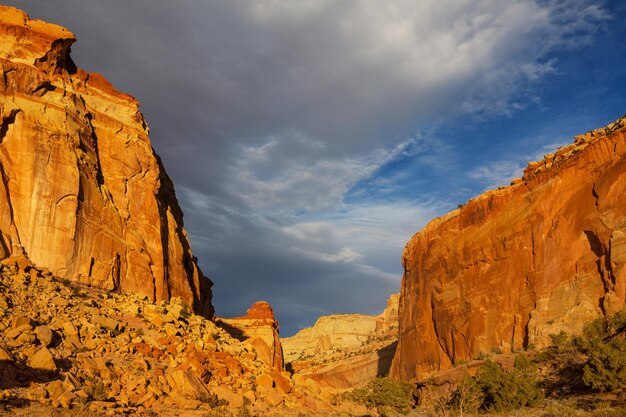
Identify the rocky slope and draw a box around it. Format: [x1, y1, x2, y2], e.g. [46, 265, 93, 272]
[391, 115, 626, 382]
[0, 6, 212, 316]
[0, 256, 359, 415]
[282, 294, 399, 389]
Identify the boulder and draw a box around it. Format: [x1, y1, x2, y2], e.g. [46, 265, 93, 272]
[29, 347, 57, 372]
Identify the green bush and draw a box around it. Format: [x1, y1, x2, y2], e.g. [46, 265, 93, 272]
[473, 356, 544, 412]
[345, 377, 413, 413]
[582, 338, 626, 392]
[573, 311, 626, 392]
[549, 331, 569, 348]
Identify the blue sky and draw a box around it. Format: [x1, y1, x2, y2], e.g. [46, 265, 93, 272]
[5, 0, 626, 335]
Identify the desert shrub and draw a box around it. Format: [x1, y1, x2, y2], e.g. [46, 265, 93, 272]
[238, 397, 254, 417]
[582, 338, 626, 391]
[346, 377, 413, 413]
[474, 356, 544, 412]
[87, 380, 109, 401]
[573, 312, 626, 392]
[549, 331, 569, 348]
[449, 374, 482, 416]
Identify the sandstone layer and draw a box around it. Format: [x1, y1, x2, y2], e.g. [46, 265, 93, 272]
[282, 294, 399, 389]
[0, 6, 212, 316]
[218, 302, 285, 373]
[391, 116, 626, 382]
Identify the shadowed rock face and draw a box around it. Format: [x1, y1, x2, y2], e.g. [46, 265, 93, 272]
[391, 116, 626, 382]
[0, 6, 213, 317]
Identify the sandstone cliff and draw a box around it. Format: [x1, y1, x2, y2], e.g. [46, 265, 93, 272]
[391, 115, 626, 382]
[217, 302, 285, 372]
[0, 6, 212, 316]
[282, 294, 399, 389]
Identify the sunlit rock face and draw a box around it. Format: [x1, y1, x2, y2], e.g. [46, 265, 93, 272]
[282, 294, 399, 389]
[391, 116, 626, 382]
[218, 302, 285, 371]
[0, 5, 213, 317]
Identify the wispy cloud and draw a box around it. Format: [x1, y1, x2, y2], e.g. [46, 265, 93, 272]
[468, 137, 573, 190]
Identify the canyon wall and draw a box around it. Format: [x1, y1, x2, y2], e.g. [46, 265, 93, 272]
[0, 6, 213, 317]
[283, 294, 399, 389]
[391, 116, 626, 382]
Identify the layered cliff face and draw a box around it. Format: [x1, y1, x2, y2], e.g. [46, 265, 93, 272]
[218, 302, 285, 372]
[282, 294, 399, 389]
[0, 6, 213, 317]
[391, 116, 626, 382]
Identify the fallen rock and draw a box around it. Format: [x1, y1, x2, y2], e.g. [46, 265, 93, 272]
[166, 369, 212, 402]
[34, 326, 53, 346]
[29, 347, 56, 372]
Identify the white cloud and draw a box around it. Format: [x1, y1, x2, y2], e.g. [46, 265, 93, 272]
[468, 138, 573, 190]
[278, 201, 445, 274]
[469, 160, 526, 189]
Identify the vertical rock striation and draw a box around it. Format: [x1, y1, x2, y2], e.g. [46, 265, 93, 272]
[391, 116, 626, 382]
[0, 6, 213, 317]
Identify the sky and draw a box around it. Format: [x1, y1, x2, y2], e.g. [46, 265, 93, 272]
[4, 0, 626, 336]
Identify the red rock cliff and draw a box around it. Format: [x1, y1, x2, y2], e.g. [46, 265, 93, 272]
[391, 116, 626, 382]
[218, 302, 284, 371]
[0, 6, 213, 317]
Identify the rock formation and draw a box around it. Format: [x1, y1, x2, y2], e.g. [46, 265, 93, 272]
[0, 6, 212, 317]
[391, 116, 626, 382]
[283, 294, 399, 389]
[218, 302, 285, 372]
[0, 256, 304, 414]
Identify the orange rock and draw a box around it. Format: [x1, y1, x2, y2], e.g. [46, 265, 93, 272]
[11, 316, 31, 330]
[256, 373, 273, 388]
[29, 347, 56, 372]
[271, 370, 292, 394]
[282, 293, 398, 389]
[218, 302, 284, 371]
[391, 115, 626, 382]
[0, 5, 213, 318]
[166, 369, 212, 402]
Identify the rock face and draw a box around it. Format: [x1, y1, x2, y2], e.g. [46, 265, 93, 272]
[283, 294, 399, 389]
[0, 6, 212, 317]
[391, 116, 626, 382]
[218, 302, 284, 371]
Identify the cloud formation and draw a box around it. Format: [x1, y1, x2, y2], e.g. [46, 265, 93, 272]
[5, 0, 611, 334]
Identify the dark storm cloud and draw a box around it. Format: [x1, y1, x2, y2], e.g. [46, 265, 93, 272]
[3, 0, 609, 334]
